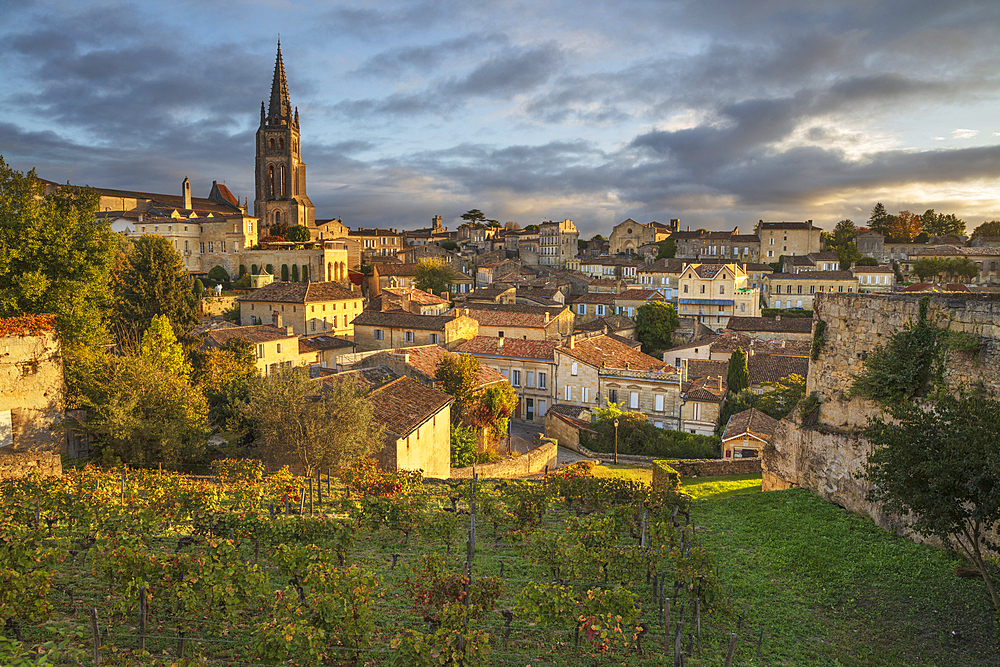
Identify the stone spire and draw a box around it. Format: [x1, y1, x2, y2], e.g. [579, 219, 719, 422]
[267, 40, 291, 125]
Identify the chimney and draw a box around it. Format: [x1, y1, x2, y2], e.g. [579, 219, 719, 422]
[569, 334, 575, 349]
[775, 314, 781, 322]
[463, 308, 470, 317]
[272, 311, 282, 328]
[182, 177, 192, 211]
[544, 311, 551, 323]
[286, 325, 294, 336]
[717, 376, 723, 391]
[497, 336, 504, 349]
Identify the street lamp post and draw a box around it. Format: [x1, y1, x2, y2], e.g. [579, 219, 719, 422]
[613, 418, 619, 465]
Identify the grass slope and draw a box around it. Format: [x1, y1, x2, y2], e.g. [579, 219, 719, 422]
[693, 487, 998, 667]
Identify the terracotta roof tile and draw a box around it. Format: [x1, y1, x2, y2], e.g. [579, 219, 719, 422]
[560, 334, 672, 372]
[726, 317, 813, 334]
[365, 345, 505, 386]
[570, 292, 617, 304]
[454, 336, 559, 361]
[447, 303, 568, 328]
[369, 376, 454, 437]
[722, 408, 779, 442]
[682, 376, 727, 401]
[352, 311, 457, 330]
[747, 354, 809, 384]
[616, 288, 663, 300]
[686, 359, 729, 380]
[202, 325, 295, 346]
[298, 335, 356, 353]
[238, 281, 360, 303]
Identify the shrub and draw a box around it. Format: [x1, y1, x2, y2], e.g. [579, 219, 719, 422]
[450, 423, 478, 468]
[581, 411, 720, 459]
[651, 460, 680, 493]
[207, 265, 229, 284]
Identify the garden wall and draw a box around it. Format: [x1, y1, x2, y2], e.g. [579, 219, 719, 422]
[0, 451, 62, 479]
[0, 324, 68, 454]
[565, 440, 759, 476]
[449, 438, 558, 479]
[200, 296, 238, 317]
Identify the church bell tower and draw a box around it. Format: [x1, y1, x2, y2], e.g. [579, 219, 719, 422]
[254, 41, 315, 235]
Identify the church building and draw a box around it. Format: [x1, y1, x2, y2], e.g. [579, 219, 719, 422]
[254, 40, 315, 235]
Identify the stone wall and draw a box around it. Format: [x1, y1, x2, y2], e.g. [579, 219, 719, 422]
[200, 296, 237, 316]
[0, 451, 62, 479]
[764, 291, 1000, 550]
[807, 292, 1000, 429]
[0, 328, 67, 454]
[662, 457, 762, 477]
[449, 438, 558, 479]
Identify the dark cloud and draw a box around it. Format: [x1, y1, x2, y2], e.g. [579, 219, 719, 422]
[353, 33, 509, 77]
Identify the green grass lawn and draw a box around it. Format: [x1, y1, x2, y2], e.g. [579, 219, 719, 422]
[682, 472, 762, 499]
[692, 487, 998, 667]
[591, 462, 652, 485]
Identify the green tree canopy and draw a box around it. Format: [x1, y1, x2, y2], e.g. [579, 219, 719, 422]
[415, 259, 456, 297]
[80, 347, 209, 467]
[656, 238, 677, 259]
[140, 315, 189, 377]
[635, 301, 680, 357]
[0, 158, 116, 351]
[971, 221, 1000, 238]
[855, 257, 879, 267]
[285, 225, 311, 243]
[726, 347, 750, 394]
[435, 354, 482, 423]
[920, 209, 966, 237]
[191, 337, 258, 430]
[439, 240, 458, 251]
[755, 373, 805, 420]
[861, 395, 1000, 620]
[112, 235, 199, 340]
[467, 382, 518, 447]
[237, 368, 384, 476]
[824, 219, 862, 266]
[868, 203, 891, 236]
[207, 266, 229, 284]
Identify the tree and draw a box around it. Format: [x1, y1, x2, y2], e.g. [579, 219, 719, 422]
[238, 368, 384, 477]
[884, 210, 922, 243]
[912, 258, 943, 281]
[855, 257, 878, 267]
[435, 354, 481, 423]
[415, 259, 455, 296]
[503, 221, 521, 231]
[971, 221, 1000, 238]
[79, 346, 210, 467]
[524, 225, 540, 232]
[450, 423, 479, 467]
[726, 347, 750, 394]
[112, 235, 199, 339]
[755, 374, 805, 420]
[281, 264, 289, 282]
[291, 264, 300, 282]
[861, 395, 1000, 622]
[635, 301, 679, 357]
[824, 219, 862, 266]
[467, 382, 518, 448]
[868, 203, 891, 236]
[715, 388, 759, 436]
[920, 210, 966, 237]
[286, 225, 311, 243]
[461, 209, 488, 224]
[207, 266, 229, 284]
[656, 238, 677, 259]
[191, 338, 257, 429]
[0, 159, 116, 352]
[140, 315, 189, 377]
[440, 240, 458, 251]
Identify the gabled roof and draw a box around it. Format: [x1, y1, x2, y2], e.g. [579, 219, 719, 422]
[454, 336, 559, 361]
[559, 335, 672, 373]
[333, 365, 402, 390]
[616, 288, 663, 301]
[682, 376, 727, 402]
[448, 303, 568, 328]
[639, 258, 687, 274]
[364, 345, 505, 387]
[571, 292, 617, 304]
[382, 286, 451, 306]
[758, 221, 817, 231]
[369, 376, 454, 437]
[722, 408, 780, 442]
[683, 263, 741, 279]
[202, 325, 295, 346]
[664, 334, 719, 353]
[769, 270, 854, 281]
[374, 263, 420, 276]
[237, 281, 359, 303]
[748, 354, 809, 385]
[298, 335, 355, 353]
[575, 314, 636, 333]
[686, 359, 729, 381]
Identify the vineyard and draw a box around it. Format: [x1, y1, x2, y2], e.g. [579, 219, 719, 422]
[0, 459, 763, 667]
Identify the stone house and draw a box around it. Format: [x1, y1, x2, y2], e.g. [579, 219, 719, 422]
[663, 335, 718, 369]
[347, 345, 506, 392]
[538, 219, 580, 269]
[614, 288, 667, 319]
[454, 337, 560, 425]
[908, 246, 1000, 285]
[351, 311, 479, 351]
[336, 373, 453, 479]
[763, 270, 856, 309]
[0, 316, 69, 455]
[680, 375, 727, 435]
[555, 334, 683, 429]
[569, 293, 617, 325]
[374, 263, 420, 290]
[852, 265, 897, 292]
[721, 408, 778, 459]
[348, 227, 404, 259]
[580, 257, 642, 281]
[678, 263, 761, 330]
[637, 258, 686, 296]
[238, 281, 363, 337]
[608, 218, 676, 255]
[379, 287, 452, 315]
[201, 324, 300, 376]
[781, 252, 841, 274]
[724, 316, 813, 342]
[755, 220, 823, 260]
[449, 304, 574, 341]
[672, 228, 761, 264]
[297, 335, 357, 369]
[856, 231, 885, 259]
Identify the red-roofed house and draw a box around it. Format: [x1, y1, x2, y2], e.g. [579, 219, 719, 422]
[680, 375, 727, 435]
[454, 337, 560, 424]
[678, 263, 760, 331]
[447, 304, 574, 340]
[554, 334, 683, 429]
[721, 408, 778, 459]
[367, 376, 453, 478]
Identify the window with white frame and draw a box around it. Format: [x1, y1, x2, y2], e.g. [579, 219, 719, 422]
[512, 370, 521, 387]
[571, 362, 578, 376]
[404, 331, 414, 342]
[526, 371, 535, 388]
[429, 333, 439, 344]
[564, 386, 572, 400]
[630, 391, 639, 409]
[538, 372, 546, 389]
[374, 329, 384, 340]
[582, 387, 590, 402]
[654, 394, 664, 412]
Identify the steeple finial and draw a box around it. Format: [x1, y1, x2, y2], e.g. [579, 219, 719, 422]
[267, 40, 291, 125]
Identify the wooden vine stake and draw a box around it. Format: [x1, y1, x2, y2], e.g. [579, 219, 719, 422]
[139, 586, 147, 651]
[89, 608, 100, 667]
[723, 632, 738, 667]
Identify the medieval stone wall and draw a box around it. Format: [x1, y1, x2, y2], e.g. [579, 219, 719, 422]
[764, 292, 1000, 549]
[0, 329, 67, 453]
[0, 451, 62, 479]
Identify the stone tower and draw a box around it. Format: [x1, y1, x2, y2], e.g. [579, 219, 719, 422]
[254, 40, 315, 236]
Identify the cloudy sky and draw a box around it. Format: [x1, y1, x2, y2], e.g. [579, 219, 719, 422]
[2, 0, 999, 237]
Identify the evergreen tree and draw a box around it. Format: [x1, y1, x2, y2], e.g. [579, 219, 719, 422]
[868, 203, 891, 236]
[112, 235, 199, 339]
[727, 347, 750, 394]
